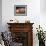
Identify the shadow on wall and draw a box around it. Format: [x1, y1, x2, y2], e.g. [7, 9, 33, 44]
[0, 0, 2, 32]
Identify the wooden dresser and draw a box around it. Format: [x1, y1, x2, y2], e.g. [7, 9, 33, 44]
[7, 23, 34, 46]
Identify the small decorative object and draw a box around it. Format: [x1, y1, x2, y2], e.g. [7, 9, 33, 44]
[25, 20, 30, 23]
[9, 19, 14, 23]
[36, 25, 45, 46]
[9, 19, 19, 23]
[14, 5, 27, 16]
[10, 20, 13, 21]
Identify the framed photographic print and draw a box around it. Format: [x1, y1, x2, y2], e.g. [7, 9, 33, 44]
[14, 5, 27, 16]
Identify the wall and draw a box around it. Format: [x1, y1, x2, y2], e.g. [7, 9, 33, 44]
[40, 0, 46, 13]
[0, 0, 2, 32]
[40, 0, 46, 31]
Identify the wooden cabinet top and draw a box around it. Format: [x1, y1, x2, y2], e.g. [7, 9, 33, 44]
[7, 23, 34, 25]
[7, 23, 34, 32]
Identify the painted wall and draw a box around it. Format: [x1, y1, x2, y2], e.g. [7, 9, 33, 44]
[40, 0, 46, 31]
[0, 0, 2, 32]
